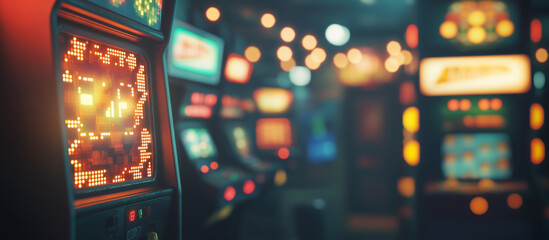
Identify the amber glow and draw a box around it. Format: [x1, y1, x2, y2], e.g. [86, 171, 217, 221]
[333, 53, 349, 69]
[305, 54, 321, 70]
[386, 41, 402, 55]
[277, 46, 293, 61]
[470, 197, 489, 215]
[536, 48, 548, 63]
[420, 55, 531, 96]
[311, 48, 327, 63]
[302, 35, 317, 50]
[530, 104, 544, 130]
[256, 118, 293, 149]
[448, 99, 459, 111]
[398, 177, 415, 197]
[224, 53, 253, 84]
[496, 19, 514, 37]
[403, 140, 420, 166]
[531, 19, 542, 43]
[507, 193, 523, 209]
[459, 99, 471, 111]
[205, 7, 220, 22]
[467, 10, 486, 26]
[281, 27, 296, 42]
[403, 107, 419, 133]
[531, 138, 545, 165]
[347, 48, 362, 64]
[254, 88, 293, 114]
[440, 21, 458, 39]
[490, 98, 502, 111]
[260, 13, 276, 28]
[280, 58, 296, 72]
[385, 57, 399, 73]
[406, 24, 418, 48]
[61, 33, 154, 189]
[274, 169, 287, 186]
[467, 27, 486, 44]
[244, 46, 261, 63]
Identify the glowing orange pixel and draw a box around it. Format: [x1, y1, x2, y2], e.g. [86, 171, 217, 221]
[60, 33, 154, 190]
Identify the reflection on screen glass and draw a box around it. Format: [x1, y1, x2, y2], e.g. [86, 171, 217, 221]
[442, 133, 512, 180]
[231, 126, 251, 158]
[60, 33, 154, 190]
[87, 0, 162, 30]
[181, 128, 217, 160]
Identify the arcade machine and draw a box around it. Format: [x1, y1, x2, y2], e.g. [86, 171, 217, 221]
[166, 20, 258, 239]
[417, 0, 542, 239]
[1, 0, 181, 239]
[216, 53, 282, 188]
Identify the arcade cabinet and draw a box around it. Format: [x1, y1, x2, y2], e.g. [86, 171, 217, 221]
[1, 0, 181, 239]
[417, 0, 543, 239]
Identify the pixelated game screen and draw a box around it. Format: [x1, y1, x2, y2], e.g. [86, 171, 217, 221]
[181, 128, 218, 160]
[442, 133, 512, 180]
[87, 0, 163, 30]
[60, 32, 155, 190]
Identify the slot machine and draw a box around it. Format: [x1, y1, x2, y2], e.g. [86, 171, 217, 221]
[1, 0, 180, 239]
[417, 0, 543, 239]
[253, 86, 295, 187]
[165, 20, 258, 238]
[216, 53, 282, 188]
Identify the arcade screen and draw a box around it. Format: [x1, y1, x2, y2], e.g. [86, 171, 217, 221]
[181, 128, 218, 160]
[87, 0, 162, 30]
[442, 133, 512, 180]
[256, 118, 293, 150]
[167, 21, 224, 85]
[60, 33, 154, 190]
[229, 126, 252, 159]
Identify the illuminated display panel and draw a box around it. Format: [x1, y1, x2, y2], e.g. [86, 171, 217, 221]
[87, 0, 162, 30]
[229, 126, 252, 158]
[442, 133, 512, 180]
[224, 53, 253, 84]
[167, 21, 224, 85]
[420, 55, 530, 96]
[181, 128, 217, 160]
[180, 92, 217, 119]
[256, 118, 293, 150]
[60, 33, 154, 190]
[254, 88, 293, 114]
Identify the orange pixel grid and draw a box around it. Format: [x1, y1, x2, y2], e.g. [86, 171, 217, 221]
[60, 33, 154, 190]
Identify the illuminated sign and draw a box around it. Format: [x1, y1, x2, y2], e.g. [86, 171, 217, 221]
[60, 33, 154, 190]
[224, 53, 253, 84]
[167, 21, 224, 85]
[220, 95, 255, 119]
[181, 92, 217, 119]
[254, 88, 293, 114]
[88, 0, 162, 30]
[442, 133, 512, 180]
[181, 128, 217, 160]
[256, 118, 293, 150]
[439, 1, 514, 45]
[420, 55, 530, 96]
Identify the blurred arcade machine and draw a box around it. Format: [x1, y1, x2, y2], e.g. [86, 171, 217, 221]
[1, 0, 181, 239]
[530, 7, 549, 238]
[417, 0, 543, 239]
[166, 19, 259, 239]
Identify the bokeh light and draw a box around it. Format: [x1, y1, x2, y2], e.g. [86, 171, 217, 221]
[347, 48, 362, 64]
[470, 197, 489, 215]
[467, 27, 486, 44]
[277, 46, 293, 61]
[205, 7, 220, 22]
[302, 35, 317, 50]
[280, 27, 296, 42]
[325, 24, 350, 46]
[386, 41, 402, 55]
[333, 53, 349, 69]
[440, 21, 458, 39]
[280, 58, 296, 72]
[244, 46, 261, 63]
[289, 66, 311, 86]
[496, 19, 514, 37]
[261, 13, 276, 28]
[536, 48, 548, 63]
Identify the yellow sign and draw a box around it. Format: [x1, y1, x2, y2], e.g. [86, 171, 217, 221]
[420, 55, 530, 96]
